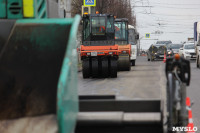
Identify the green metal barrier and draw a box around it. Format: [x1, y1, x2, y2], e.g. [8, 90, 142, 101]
[0, 0, 6, 18]
[0, 0, 47, 18]
[0, 15, 80, 133]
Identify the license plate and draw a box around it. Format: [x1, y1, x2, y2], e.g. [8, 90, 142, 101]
[159, 55, 164, 57]
[91, 52, 97, 56]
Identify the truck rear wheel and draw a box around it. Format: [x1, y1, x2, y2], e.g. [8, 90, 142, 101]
[110, 58, 117, 78]
[92, 58, 99, 78]
[101, 58, 109, 78]
[118, 54, 130, 71]
[82, 58, 90, 78]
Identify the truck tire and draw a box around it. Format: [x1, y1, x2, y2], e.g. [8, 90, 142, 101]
[92, 58, 99, 78]
[131, 60, 135, 66]
[118, 55, 130, 71]
[101, 58, 109, 78]
[82, 58, 90, 78]
[110, 58, 117, 78]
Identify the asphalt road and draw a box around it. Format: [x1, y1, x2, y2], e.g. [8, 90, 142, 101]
[78, 56, 166, 100]
[78, 56, 200, 132]
[187, 60, 200, 132]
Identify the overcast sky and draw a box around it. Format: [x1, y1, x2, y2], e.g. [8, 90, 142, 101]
[131, 0, 200, 49]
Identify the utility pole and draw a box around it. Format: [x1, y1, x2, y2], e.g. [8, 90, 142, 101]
[138, 36, 144, 56]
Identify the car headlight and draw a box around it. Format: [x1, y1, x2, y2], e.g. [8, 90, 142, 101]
[109, 52, 113, 55]
[87, 52, 91, 55]
[168, 51, 172, 54]
[155, 53, 157, 55]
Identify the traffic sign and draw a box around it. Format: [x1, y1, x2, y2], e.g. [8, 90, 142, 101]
[84, 0, 96, 6]
[145, 33, 150, 38]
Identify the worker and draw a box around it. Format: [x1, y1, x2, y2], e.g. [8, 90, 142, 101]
[115, 26, 121, 39]
[99, 26, 105, 32]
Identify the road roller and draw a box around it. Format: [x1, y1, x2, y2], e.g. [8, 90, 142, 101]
[115, 18, 131, 71]
[80, 13, 119, 78]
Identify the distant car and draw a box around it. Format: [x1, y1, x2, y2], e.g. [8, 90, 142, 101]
[169, 44, 183, 54]
[147, 44, 167, 61]
[181, 43, 196, 59]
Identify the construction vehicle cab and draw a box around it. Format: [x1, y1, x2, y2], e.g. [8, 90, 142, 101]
[81, 14, 119, 78]
[82, 14, 115, 44]
[114, 18, 131, 71]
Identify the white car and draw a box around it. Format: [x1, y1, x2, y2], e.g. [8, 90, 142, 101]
[181, 43, 196, 60]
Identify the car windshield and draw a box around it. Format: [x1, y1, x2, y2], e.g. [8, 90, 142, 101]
[170, 44, 183, 49]
[154, 44, 165, 47]
[156, 41, 172, 44]
[184, 44, 195, 49]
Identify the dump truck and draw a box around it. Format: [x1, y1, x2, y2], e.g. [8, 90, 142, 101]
[128, 25, 139, 66]
[80, 14, 118, 78]
[0, 0, 80, 133]
[115, 18, 131, 71]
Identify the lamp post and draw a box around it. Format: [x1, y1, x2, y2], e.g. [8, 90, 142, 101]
[138, 36, 144, 56]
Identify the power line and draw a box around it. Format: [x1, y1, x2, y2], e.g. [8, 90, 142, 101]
[132, 5, 200, 9]
[139, 12, 200, 17]
[150, 2, 200, 6]
[151, 5, 200, 9]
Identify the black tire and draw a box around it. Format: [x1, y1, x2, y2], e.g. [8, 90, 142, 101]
[131, 60, 135, 66]
[82, 58, 90, 78]
[110, 58, 117, 78]
[118, 55, 130, 71]
[101, 58, 109, 78]
[92, 58, 99, 78]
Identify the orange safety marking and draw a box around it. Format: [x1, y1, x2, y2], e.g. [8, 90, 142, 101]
[186, 97, 191, 106]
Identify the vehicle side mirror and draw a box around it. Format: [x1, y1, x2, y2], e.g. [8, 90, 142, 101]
[135, 34, 139, 40]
